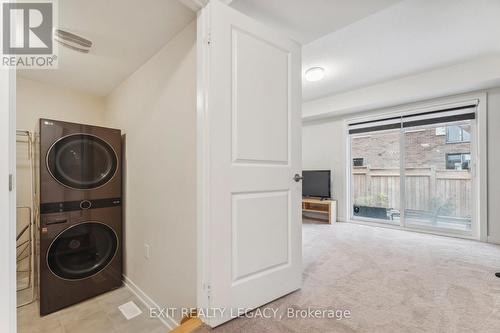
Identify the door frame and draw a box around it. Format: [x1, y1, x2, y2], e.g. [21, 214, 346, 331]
[0, 68, 17, 333]
[196, 1, 211, 315]
[345, 92, 488, 241]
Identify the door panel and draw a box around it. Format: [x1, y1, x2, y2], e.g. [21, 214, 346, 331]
[199, 0, 302, 327]
[232, 28, 289, 164]
[232, 190, 290, 282]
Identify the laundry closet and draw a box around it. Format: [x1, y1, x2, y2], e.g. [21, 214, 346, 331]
[15, 0, 198, 327]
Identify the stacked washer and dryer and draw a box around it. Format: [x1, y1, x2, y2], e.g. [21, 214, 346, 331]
[36, 119, 123, 315]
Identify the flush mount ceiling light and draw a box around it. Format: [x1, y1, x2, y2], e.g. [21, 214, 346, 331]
[305, 67, 325, 82]
[54, 29, 93, 53]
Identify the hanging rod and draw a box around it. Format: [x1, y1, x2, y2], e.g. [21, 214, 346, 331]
[16, 130, 33, 160]
[16, 130, 31, 137]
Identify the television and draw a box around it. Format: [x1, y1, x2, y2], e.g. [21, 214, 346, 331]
[302, 170, 331, 199]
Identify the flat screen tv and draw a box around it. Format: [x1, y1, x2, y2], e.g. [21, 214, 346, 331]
[302, 170, 331, 199]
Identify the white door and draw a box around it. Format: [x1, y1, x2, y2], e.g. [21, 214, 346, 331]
[0, 68, 17, 333]
[197, 0, 302, 327]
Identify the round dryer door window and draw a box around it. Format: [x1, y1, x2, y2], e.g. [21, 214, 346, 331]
[47, 134, 118, 190]
[47, 222, 118, 280]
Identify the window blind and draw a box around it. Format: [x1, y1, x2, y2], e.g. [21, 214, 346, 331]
[348, 102, 477, 135]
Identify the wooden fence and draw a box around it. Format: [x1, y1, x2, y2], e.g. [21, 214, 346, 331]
[352, 166, 472, 217]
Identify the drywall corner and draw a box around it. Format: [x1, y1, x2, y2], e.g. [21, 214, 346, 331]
[104, 20, 198, 323]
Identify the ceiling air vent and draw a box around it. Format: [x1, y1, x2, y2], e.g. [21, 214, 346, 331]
[54, 29, 92, 53]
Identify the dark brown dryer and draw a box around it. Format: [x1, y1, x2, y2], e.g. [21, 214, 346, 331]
[38, 119, 122, 208]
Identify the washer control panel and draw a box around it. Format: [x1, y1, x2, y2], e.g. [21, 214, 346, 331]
[41, 198, 121, 214]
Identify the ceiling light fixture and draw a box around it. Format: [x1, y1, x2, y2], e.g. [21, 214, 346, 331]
[305, 67, 325, 82]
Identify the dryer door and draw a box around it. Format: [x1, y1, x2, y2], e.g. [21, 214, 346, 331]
[47, 222, 118, 280]
[47, 134, 118, 190]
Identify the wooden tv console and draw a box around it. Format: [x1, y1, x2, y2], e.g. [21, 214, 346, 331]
[302, 198, 337, 224]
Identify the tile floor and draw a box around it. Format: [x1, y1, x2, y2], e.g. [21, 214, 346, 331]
[17, 287, 167, 333]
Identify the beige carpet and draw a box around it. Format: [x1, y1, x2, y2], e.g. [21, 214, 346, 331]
[196, 221, 500, 333]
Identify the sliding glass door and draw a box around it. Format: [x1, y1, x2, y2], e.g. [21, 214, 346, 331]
[403, 121, 473, 232]
[348, 104, 477, 236]
[351, 129, 400, 225]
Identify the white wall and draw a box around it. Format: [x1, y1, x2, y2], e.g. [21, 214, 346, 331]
[302, 119, 347, 221]
[104, 21, 197, 323]
[16, 76, 106, 131]
[303, 88, 500, 243]
[486, 88, 500, 244]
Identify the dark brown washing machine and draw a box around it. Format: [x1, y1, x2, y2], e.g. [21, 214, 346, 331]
[39, 207, 122, 315]
[37, 119, 122, 315]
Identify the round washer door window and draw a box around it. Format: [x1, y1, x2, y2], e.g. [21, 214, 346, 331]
[47, 222, 118, 280]
[47, 134, 118, 190]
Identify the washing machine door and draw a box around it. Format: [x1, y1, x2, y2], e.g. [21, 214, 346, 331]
[47, 134, 118, 190]
[47, 222, 118, 280]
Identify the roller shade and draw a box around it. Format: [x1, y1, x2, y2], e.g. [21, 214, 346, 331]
[402, 105, 476, 128]
[348, 102, 477, 135]
[348, 118, 401, 134]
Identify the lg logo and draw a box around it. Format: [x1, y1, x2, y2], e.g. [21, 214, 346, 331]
[2, 2, 53, 54]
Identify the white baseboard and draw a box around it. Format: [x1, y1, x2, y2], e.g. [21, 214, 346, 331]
[122, 275, 179, 329]
[487, 236, 500, 245]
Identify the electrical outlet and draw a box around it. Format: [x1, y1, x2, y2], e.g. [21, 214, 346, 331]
[144, 244, 150, 259]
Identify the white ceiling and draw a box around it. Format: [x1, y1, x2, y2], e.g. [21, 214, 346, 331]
[19, 0, 195, 96]
[230, 0, 401, 44]
[19, 0, 500, 102]
[302, 0, 500, 101]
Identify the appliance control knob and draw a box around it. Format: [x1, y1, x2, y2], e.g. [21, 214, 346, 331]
[80, 200, 92, 210]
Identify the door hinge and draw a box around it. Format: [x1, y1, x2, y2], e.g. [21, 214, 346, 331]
[8, 174, 13, 191]
[205, 283, 212, 303]
[207, 31, 212, 46]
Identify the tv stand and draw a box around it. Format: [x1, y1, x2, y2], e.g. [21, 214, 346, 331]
[302, 198, 337, 224]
